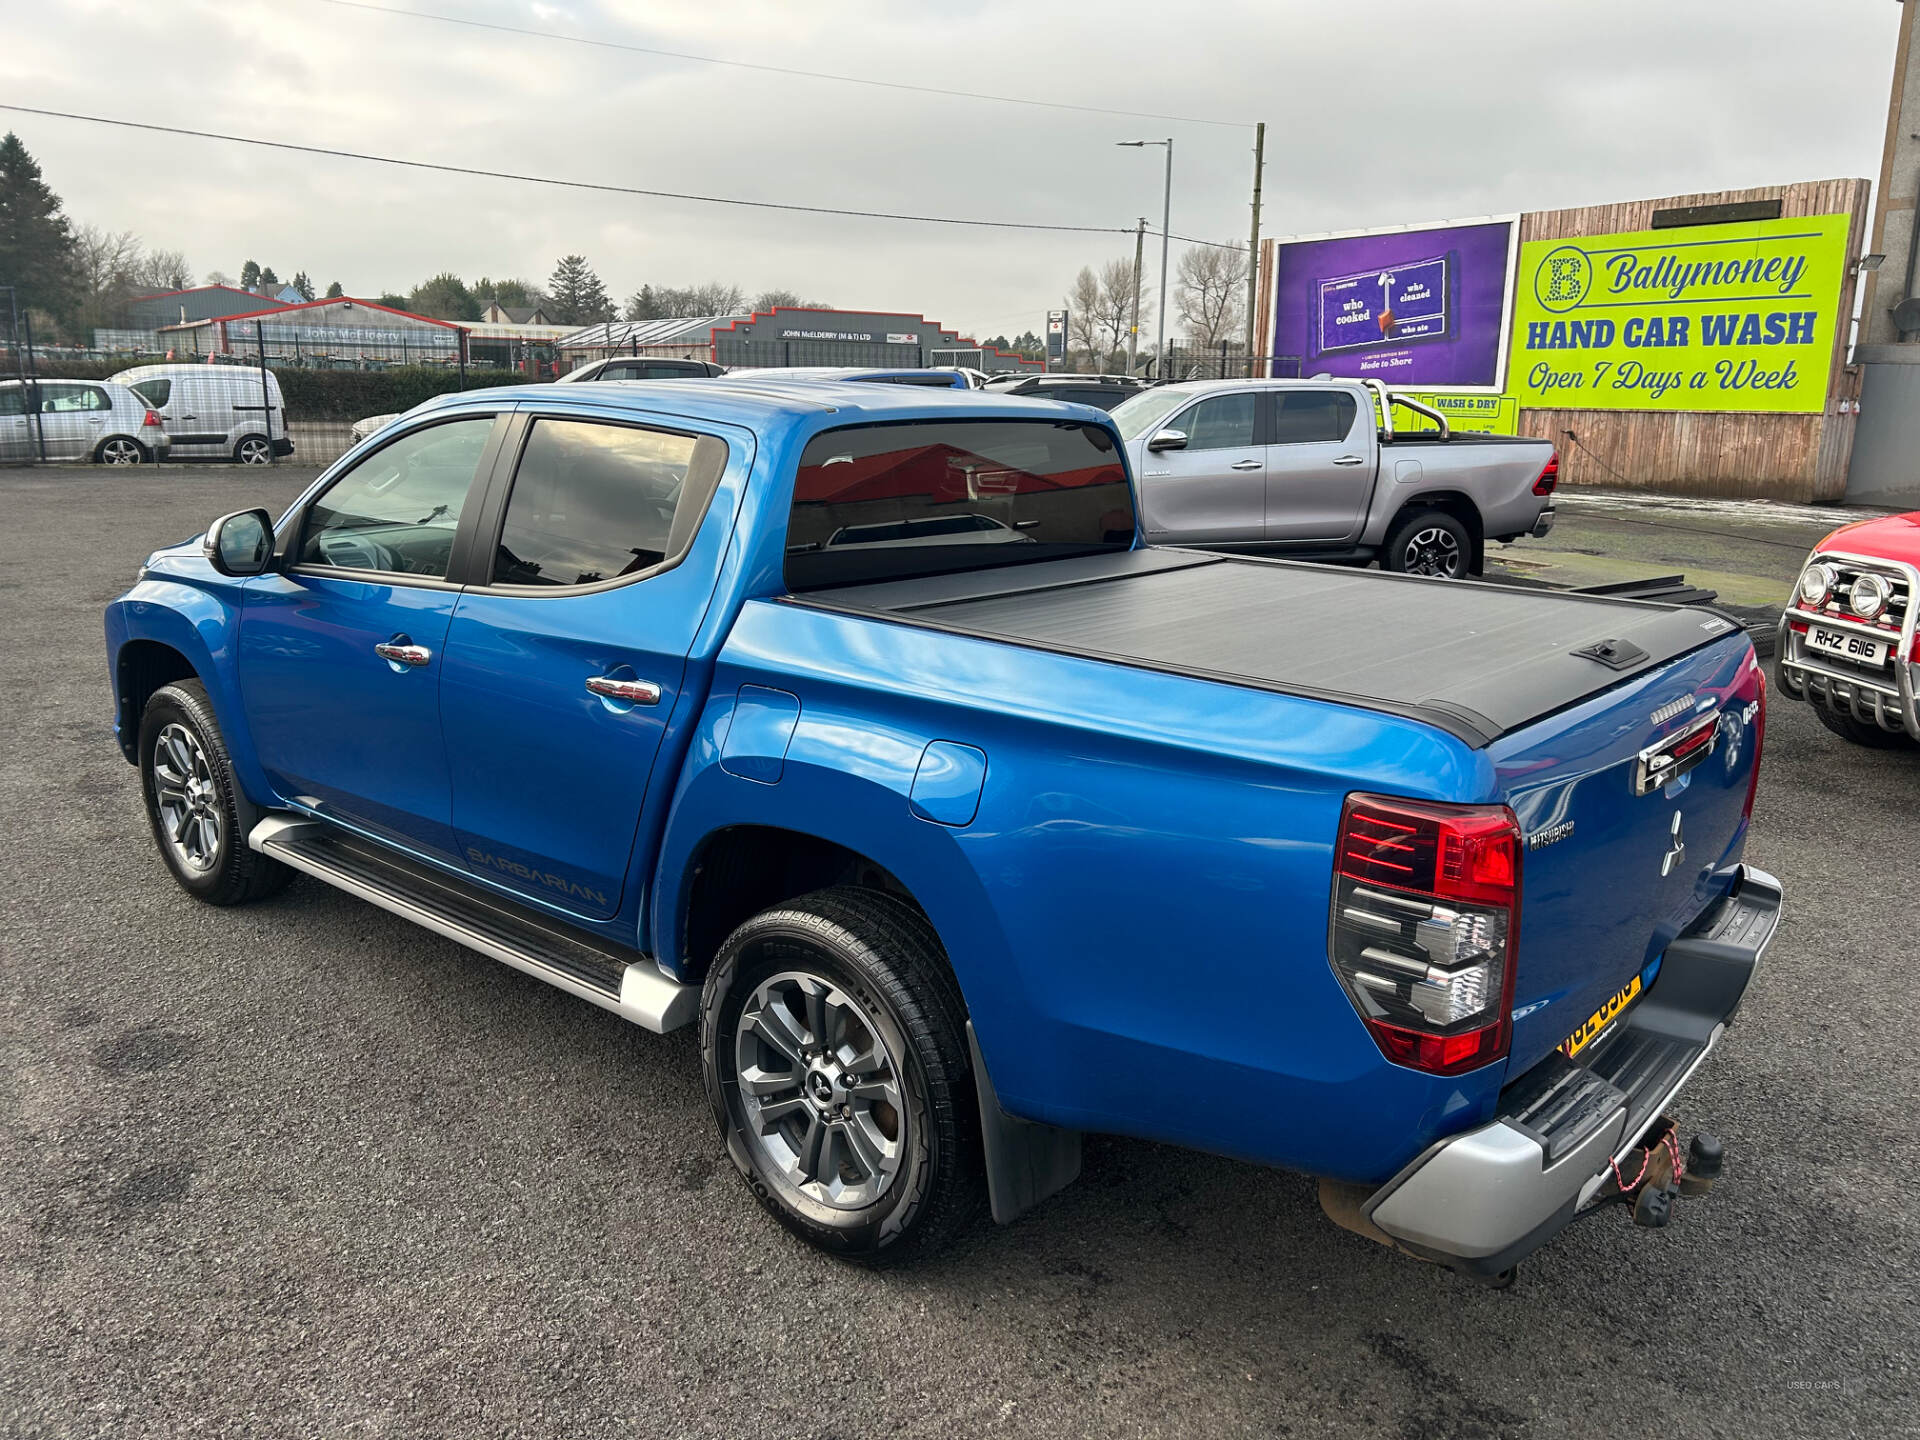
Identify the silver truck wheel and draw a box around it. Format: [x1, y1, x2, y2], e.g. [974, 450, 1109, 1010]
[1385, 509, 1471, 579]
[701, 887, 985, 1264]
[734, 971, 908, 1211]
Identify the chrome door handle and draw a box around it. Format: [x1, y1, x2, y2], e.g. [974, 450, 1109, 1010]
[1332, 454, 1366, 466]
[586, 675, 661, 705]
[374, 642, 432, 667]
[1229, 459, 1263, 471]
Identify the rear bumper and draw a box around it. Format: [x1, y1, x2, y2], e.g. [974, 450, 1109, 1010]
[1530, 506, 1556, 538]
[1337, 864, 1781, 1278]
[271, 436, 294, 457]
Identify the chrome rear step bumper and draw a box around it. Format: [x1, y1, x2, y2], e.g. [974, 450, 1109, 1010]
[249, 815, 697, 1033]
[1324, 864, 1782, 1279]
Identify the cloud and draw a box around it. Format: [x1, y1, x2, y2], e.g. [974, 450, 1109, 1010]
[1, 0, 1899, 341]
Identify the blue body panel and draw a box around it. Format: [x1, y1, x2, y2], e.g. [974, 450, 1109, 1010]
[103, 379, 1757, 1188]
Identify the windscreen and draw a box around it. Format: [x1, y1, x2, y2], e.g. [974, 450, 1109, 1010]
[785, 419, 1135, 591]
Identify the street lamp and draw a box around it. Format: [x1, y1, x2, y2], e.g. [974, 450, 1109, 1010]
[1118, 138, 1173, 377]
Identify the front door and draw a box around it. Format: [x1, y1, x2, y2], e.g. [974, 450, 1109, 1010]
[0, 383, 36, 462]
[35, 382, 111, 460]
[1261, 388, 1371, 543]
[236, 414, 504, 861]
[439, 413, 737, 921]
[1134, 390, 1265, 545]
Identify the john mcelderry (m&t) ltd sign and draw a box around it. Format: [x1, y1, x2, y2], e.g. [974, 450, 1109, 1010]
[1509, 214, 1849, 413]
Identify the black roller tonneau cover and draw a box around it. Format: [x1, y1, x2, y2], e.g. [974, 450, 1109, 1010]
[795, 549, 1744, 747]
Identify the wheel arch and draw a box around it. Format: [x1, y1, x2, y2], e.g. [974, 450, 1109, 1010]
[115, 638, 200, 760]
[1388, 491, 1485, 575]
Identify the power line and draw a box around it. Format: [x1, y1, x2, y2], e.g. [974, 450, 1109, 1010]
[311, 0, 1250, 130]
[0, 104, 1144, 238]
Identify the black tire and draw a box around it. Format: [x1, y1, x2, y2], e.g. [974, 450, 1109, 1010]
[95, 436, 146, 465]
[1384, 508, 1472, 578]
[138, 680, 294, 905]
[234, 435, 273, 465]
[1814, 703, 1915, 749]
[701, 886, 985, 1265]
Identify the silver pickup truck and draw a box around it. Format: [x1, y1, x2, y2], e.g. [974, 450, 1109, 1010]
[1109, 378, 1557, 578]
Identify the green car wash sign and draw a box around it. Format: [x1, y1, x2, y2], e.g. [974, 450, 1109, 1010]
[1509, 214, 1849, 413]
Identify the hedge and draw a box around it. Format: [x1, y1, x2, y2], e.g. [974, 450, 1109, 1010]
[11, 359, 544, 421]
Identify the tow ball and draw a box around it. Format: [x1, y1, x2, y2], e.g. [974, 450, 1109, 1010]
[1606, 1116, 1724, 1228]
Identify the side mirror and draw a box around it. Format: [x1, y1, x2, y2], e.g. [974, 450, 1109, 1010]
[203, 508, 275, 577]
[1147, 428, 1189, 453]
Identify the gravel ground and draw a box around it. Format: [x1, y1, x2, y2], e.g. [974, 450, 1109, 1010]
[2, 465, 1916, 1439]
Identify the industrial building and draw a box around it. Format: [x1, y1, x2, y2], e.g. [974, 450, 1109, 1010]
[555, 308, 1041, 374]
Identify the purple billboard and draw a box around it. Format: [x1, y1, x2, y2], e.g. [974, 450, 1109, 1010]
[1271, 219, 1514, 387]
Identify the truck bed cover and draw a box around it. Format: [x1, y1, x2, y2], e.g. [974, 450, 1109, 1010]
[793, 549, 1739, 747]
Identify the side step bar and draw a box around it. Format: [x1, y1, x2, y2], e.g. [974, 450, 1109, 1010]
[249, 815, 698, 1033]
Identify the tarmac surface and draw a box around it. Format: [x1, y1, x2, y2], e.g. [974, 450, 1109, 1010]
[3, 464, 1916, 1438]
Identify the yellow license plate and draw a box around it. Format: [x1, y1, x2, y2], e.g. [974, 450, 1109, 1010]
[1560, 975, 1642, 1060]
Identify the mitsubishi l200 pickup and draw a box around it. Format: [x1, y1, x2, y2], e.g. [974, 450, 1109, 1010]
[105, 378, 1779, 1278]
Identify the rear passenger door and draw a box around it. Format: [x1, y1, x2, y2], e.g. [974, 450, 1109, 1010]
[1134, 390, 1264, 544]
[35, 383, 111, 460]
[1261, 388, 1371, 543]
[0, 384, 36, 462]
[437, 411, 739, 921]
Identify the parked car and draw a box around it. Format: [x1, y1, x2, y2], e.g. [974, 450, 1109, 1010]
[0, 378, 169, 464]
[931, 366, 993, 388]
[982, 373, 1145, 410]
[559, 356, 727, 382]
[350, 413, 400, 444]
[106, 380, 1777, 1279]
[1109, 378, 1558, 577]
[112, 364, 291, 464]
[1776, 510, 1919, 747]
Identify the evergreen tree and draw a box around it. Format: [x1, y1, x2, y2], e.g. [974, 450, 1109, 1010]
[408, 272, 480, 321]
[0, 132, 77, 315]
[548, 255, 610, 325]
[291, 271, 315, 301]
[324, 280, 344, 299]
[258, 266, 280, 288]
[239, 259, 260, 289]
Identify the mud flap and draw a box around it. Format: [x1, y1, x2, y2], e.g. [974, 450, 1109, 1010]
[967, 1022, 1081, 1224]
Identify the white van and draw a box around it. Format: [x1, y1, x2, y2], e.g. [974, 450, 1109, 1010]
[111, 364, 292, 464]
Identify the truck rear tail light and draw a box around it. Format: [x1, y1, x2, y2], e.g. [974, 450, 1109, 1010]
[1329, 795, 1520, 1076]
[1531, 452, 1560, 496]
[1744, 666, 1766, 822]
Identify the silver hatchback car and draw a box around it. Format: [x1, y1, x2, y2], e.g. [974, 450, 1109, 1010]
[0, 378, 171, 464]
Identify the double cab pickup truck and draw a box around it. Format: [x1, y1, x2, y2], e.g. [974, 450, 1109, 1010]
[1110, 378, 1558, 579]
[1777, 509, 1919, 748]
[106, 378, 1779, 1278]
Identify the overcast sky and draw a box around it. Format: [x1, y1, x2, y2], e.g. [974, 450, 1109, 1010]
[1, 0, 1905, 341]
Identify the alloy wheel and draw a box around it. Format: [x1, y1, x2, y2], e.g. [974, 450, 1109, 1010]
[1402, 526, 1463, 578]
[237, 438, 272, 465]
[733, 970, 907, 1211]
[151, 722, 223, 872]
[101, 438, 143, 464]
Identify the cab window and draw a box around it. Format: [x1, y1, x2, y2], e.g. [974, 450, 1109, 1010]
[297, 418, 493, 577]
[1178, 393, 1257, 450]
[489, 418, 726, 587]
[1272, 390, 1358, 444]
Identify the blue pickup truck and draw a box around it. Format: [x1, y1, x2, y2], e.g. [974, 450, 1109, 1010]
[105, 378, 1780, 1279]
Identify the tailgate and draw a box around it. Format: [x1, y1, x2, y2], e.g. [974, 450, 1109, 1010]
[1492, 633, 1765, 1074]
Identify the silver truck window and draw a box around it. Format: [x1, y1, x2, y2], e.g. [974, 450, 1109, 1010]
[1180, 393, 1257, 451]
[1272, 391, 1359, 445]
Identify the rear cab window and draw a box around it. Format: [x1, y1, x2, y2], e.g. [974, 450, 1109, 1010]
[785, 419, 1135, 591]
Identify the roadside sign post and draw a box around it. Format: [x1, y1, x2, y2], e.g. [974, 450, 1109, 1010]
[1045, 309, 1067, 373]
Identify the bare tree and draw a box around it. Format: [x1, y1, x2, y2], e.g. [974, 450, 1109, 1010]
[72, 224, 141, 302]
[131, 248, 193, 292]
[1175, 243, 1249, 353]
[1096, 257, 1148, 367]
[1067, 267, 1101, 364]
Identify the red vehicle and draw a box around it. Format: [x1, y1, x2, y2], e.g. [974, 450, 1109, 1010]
[1777, 511, 1920, 747]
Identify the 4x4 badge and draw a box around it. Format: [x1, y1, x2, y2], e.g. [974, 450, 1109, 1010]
[1660, 811, 1685, 877]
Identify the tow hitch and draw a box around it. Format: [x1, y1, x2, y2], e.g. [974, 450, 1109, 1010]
[1588, 1116, 1725, 1229]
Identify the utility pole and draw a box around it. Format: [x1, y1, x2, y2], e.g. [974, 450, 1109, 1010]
[1243, 121, 1266, 377]
[1127, 216, 1147, 374]
[1156, 138, 1173, 376]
